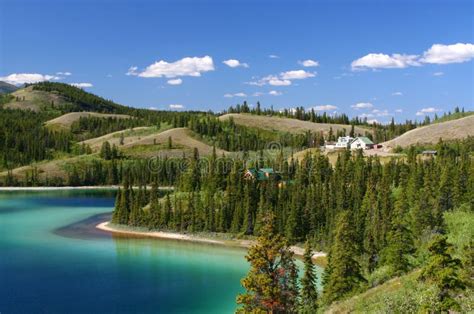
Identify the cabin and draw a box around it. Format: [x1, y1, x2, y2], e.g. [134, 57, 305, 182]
[335, 136, 354, 149]
[349, 137, 374, 150]
[244, 168, 281, 181]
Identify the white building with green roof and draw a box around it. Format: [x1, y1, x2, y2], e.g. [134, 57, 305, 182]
[350, 136, 374, 150]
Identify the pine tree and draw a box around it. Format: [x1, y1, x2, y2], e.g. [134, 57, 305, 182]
[300, 240, 318, 313]
[323, 211, 365, 305]
[419, 234, 465, 312]
[236, 214, 299, 313]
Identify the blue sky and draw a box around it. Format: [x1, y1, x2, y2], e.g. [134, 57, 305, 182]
[1, 0, 473, 122]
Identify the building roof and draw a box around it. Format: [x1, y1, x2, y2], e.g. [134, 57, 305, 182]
[353, 136, 374, 145]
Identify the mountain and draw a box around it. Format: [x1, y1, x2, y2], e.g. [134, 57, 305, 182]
[0, 81, 19, 94]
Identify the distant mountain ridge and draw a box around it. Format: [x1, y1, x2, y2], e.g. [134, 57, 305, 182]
[0, 81, 19, 93]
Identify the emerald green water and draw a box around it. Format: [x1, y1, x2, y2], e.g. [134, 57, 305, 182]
[0, 190, 323, 313]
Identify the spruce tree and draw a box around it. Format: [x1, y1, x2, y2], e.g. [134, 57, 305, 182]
[300, 240, 318, 313]
[419, 234, 465, 312]
[323, 211, 365, 305]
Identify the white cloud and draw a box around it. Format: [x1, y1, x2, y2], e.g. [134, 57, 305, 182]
[252, 92, 264, 97]
[223, 59, 249, 68]
[268, 77, 292, 86]
[56, 71, 72, 76]
[248, 70, 315, 87]
[392, 91, 403, 96]
[169, 104, 184, 109]
[433, 71, 444, 76]
[167, 78, 182, 85]
[367, 119, 379, 124]
[126, 66, 138, 76]
[312, 105, 338, 111]
[268, 54, 279, 59]
[395, 109, 403, 113]
[131, 56, 214, 78]
[372, 109, 390, 117]
[280, 70, 316, 80]
[70, 82, 93, 88]
[359, 113, 375, 118]
[351, 53, 420, 70]
[224, 92, 247, 98]
[298, 59, 319, 67]
[351, 102, 374, 109]
[420, 43, 474, 64]
[269, 90, 282, 96]
[0, 73, 61, 85]
[416, 107, 441, 116]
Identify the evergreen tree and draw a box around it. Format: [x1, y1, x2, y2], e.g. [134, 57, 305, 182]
[237, 214, 299, 313]
[419, 234, 465, 312]
[300, 240, 318, 313]
[323, 211, 365, 305]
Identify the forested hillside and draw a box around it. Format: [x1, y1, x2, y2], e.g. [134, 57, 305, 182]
[111, 138, 473, 312]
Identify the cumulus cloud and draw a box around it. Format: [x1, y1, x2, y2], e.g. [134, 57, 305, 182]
[298, 59, 319, 67]
[268, 54, 279, 59]
[247, 70, 315, 87]
[351, 53, 420, 70]
[56, 72, 72, 76]
[0, 73, 61, 85]
[70, 82, 93, 88]
[395, 109, 403, 113]
[367, 119, 379, 124]
[351, 102, 374, 109]
[269, 90, 282, 96]
[312, 105, 338, 111]
[351, 43, 474, 70]
[392, 91, 403, 96]
[280, 70, 316, 80]
[420, 43, 474, 64]
[169, 104, 184, 109]
[416, 107, 441, 116]
[129, 56, 214, 78]
[433, 71, 444, 76]
[252, 92, 264, 97]
[223, 59, 249, 68]
[167, 78, 182, 85]
[224, 92, 247, 98]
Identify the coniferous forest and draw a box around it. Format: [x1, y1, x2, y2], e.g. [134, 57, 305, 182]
[0, 82, 473, 312]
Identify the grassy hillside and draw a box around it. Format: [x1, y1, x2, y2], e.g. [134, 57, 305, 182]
[121, 127, 228, 157]
[381, 115, 474, 150]
[45, 112, 133, 130]
[219, 113, 371, 136]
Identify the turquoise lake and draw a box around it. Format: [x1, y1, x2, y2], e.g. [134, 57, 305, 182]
[0, 190, 323, 313]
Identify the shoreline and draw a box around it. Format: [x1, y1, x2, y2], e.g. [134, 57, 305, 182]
[97, 221, 327, 262]
[0, 186, 173, 191]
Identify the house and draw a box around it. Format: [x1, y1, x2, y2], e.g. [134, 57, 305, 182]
[350, 136, 374, 150]
[244, 168, 281, 181]
[335, 136, 354, 149]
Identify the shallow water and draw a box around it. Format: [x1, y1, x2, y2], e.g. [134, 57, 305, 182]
[0, 190, 323, 313]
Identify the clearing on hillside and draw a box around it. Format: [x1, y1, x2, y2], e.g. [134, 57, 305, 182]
[80, 126, 158, 151]
[219, 113, 371, 135]
[4, 86, 71, 111]
[381, 115, 474, 150]
[45, 112, 132, 130]
[121, 128, 228, 157]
